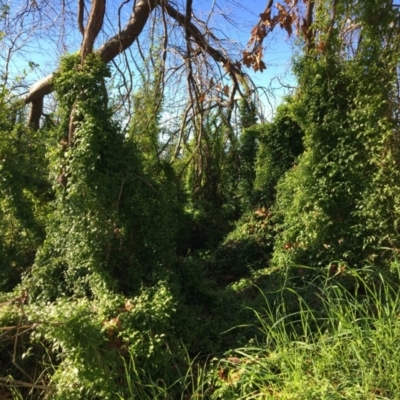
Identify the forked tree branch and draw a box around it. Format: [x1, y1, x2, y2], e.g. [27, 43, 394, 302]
[162, 1, 242, 77]
[25, 0, 158, 129]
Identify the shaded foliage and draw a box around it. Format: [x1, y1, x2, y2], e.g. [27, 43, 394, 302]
[253, 101, 303, 208]
[0, 96, 50, 291]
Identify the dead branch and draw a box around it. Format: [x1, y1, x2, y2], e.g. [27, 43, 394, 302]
[0, 376, 51, 391]
[24, 0, 247, 129]
[305, 0, 315, 51]
[162, 1, 242, 78]
[97, 0, 158, 64]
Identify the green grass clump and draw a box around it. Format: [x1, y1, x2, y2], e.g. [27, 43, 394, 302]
[209, 264, 400, 399]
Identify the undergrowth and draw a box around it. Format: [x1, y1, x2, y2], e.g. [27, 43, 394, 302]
[1, 262, 400, 399]
[210, 263, 400, 399]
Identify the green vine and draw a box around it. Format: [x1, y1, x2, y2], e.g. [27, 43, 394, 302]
[27, 54, 179, 301]
[272, 0, 400, 270]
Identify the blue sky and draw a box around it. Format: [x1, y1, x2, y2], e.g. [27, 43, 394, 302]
[0, 0, 296, 120]
[196, 0, 297, 117]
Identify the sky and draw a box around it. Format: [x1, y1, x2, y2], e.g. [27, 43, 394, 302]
[0, 0, 297, 120]
[193, 0, 297, 118]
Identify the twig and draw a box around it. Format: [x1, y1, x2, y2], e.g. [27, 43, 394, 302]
[0, 376, 51, 391]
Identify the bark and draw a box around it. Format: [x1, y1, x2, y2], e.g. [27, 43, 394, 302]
[25, 73, 54, 104]
[162, 2, 242, 76]
[78, 0, 85, 36]
[28, 97, 44, 131]
[162, 0, 245, 111]
[81, 0, 106, 61]
[305, 0, 315, 51]
[98, 0, 158, 64]
[26, 75, 53, 130]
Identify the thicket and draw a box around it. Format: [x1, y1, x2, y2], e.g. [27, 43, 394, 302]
[2, 0, 400, 398]
[273, 0, 400, 273]
[0, 94, 49, 292]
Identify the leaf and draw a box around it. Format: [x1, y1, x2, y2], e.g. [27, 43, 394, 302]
[317, 41, 326, 53]
[198, 93, 206, 102]
[275, 2, 295, 36]
[227, 357, 241, 365]
[124, 299, 135, 311]
[218, 367, 227, 380]
[251, 24, 267, 41]
[253, 48, 267, 72]
[243, 51, 253, 68]
[255, 207, 270, 218]
[281, 13, 294, 36]
[260, 8, 272, 25]
[223, 85, 230, 96]
[243, 45, 266, 73]
[276, 3, 287, 17]
[254, 59, 266, 72]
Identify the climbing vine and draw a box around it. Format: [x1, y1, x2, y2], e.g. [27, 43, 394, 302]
[272, 0, 400, 270]
[27, 54, 179, 301]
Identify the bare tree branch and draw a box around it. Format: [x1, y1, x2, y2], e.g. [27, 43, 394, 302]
[97, 0, 158, 63]
[78, 0, 85, 36]
[162, 1, 242, 77]
[24, 0, 158, 125]
[81, 0, 106, 61]
[24, 0, 250, 129]
[305, 0, 315, 51]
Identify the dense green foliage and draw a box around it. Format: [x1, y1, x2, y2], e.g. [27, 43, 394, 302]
[2, 1, 400, 398]
[273, 0, 400, 271]
[0, 95, 50, 292]
[253, 101, 303, 207]
[26, 55, 180, 301]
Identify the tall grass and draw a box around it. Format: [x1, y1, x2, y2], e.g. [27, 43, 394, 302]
[4, 263, 399, 399]
[210, 264, 400, 399]
[116, 346, 215, 400]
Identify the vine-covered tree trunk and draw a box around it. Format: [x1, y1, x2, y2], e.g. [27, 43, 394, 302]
[272, 0, 400, 269]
